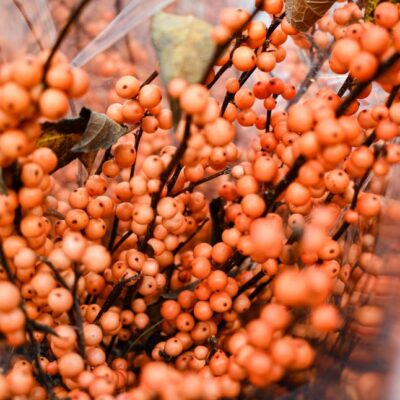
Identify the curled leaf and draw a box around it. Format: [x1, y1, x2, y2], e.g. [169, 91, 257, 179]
[71, 110, 128, 153]
[152, 11, 216, 125]
[38, 108, 97, 171]
[37, 128, 96, 171]
[286, 0, 336, 32]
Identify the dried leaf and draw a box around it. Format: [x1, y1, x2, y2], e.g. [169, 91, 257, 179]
[152, 12, 216, 124]
[0, 168, 7, 195]
[38, 108, 99, 171]
[286, 0, 336, 32]
[37, 129, 97, 171]
[71, 110, 128, 153]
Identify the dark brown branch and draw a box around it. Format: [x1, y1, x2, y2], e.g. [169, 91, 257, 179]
[201, 2, 267, 83]
[72, 264, 86, 360]
[12, 0, 44, 50]
[248, 276, 273, 300]
[220, 14, 284, 116]
[140, 70, 159, 88]
[130, 127, 144, 178]
[336, 52, 400, 117]
[234, 270, 265, 298]
[39, 257, 69, 289]
[337, 75, 353, 97]
[43, 0, 92, 80]
[139, 115, 193, 252]
[166, 163, 183, 195]
[172, 167, 232, 197]
[286, 42, 333, 108]
[173, 217, 209, 255]
[94, 275, 140, 323]
[264, 155, 307, 213]
[111, 229, 133, 254]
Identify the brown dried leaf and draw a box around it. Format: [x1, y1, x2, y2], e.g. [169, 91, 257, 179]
[286, 0, 336, 32]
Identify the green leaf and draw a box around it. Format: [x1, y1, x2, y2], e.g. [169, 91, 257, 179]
[0, 168, 7, 195]
[152, 12, 216, 125]
[71, 110, 128, 153]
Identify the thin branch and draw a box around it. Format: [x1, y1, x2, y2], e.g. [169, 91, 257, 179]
[286, 42, 333, 108]
[140, 70, 159, 88]
[130, 127, 143, 178]
[173, 217, 209, 254]
[39, 257, 69, 289]
[72, 264, 86, 360]
[111, 229, 133, 254]
[337, 75, 353, 97]
[336, 52, 400, 117]
[264, 155, 307, 213]
[234, 270, 265, 298]
[12, 0, 44, 50]
[248, 276, 273, 300]
[43, 0, 92, 80]
[94, 275, 140, 323]
[220, 14, 284, 116]
[166, 163, 183, 195]
[386, 84, 400, 107]
[122, 318, 164, 356]
[139, 115, 193, 252]
[201, 2, 267, 84]
[172, 167, 232, 197]
[95, 147, 112, 175]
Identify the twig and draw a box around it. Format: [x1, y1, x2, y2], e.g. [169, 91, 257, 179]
[265, 94, 279, 132]
[140, 70, 159, 88]
[286, 42, 333, 108]
[43, 0, 92, 81]
[166, 163, 183, 195]
[173, 217, 209, 254]
[94, 275, 140, 322]
[108, 216, 120, 251]
[115, 0, 134, 64]
[139, 115, 193, 252]
[130, 127, 143, 178]
[234, 270, 265, 298]
[248, 276, 274, 300]
[201, 2, 267, 84]
[72, 264, 86, 360]
[172, 167, 232, 197]
[336, 52, 400, 117]
[219, 14, 284, 116]
[209, 197, 225, 245]
[12, 0, 44, 50]
[39, 257, 69, 289]
[386, 84, 400, 107]
[111, 229, 132, 254]
[122, 318, 164, 356]
[337, 75, 353, 97]
[264, 155, 307, 213]
[44, 208, 65, 220]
